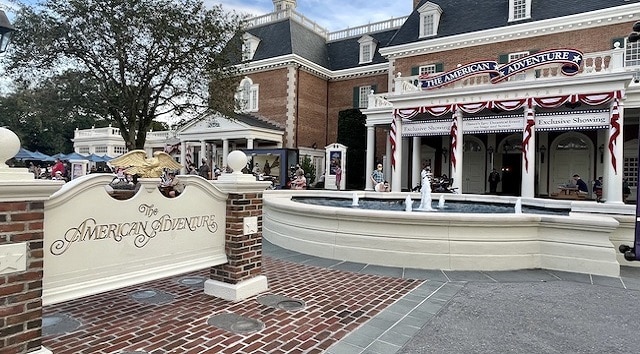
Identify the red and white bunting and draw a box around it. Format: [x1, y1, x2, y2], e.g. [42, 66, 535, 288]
[390, 117, 397, 170]
[609, 99, 620, 174]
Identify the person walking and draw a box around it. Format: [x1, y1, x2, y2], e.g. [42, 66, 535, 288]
[198, 158, 211, 179]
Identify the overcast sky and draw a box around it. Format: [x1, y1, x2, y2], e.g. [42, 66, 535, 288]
[1, 0, 413, 32]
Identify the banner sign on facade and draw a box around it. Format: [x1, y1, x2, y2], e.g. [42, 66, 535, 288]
[420, 49, 583, 89]
[464, 116, 523, 134]
[402, 109, 608, 137]
[419, 61, 498, 90]
[535, 110, 609, 131]
[403, 120, 451, 136]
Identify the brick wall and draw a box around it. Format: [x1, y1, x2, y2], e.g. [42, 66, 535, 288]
[210, 193, 263, 284]
[251, 68, 290, 128]
[394, 22, 633, 76]
[297, 70, 329, 148]
[0, 201, 46, 354]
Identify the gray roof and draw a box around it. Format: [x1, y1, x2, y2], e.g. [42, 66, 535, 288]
[242, 0, 637, 70]
[233, 112, 284, 131]
[389, 0, 639, 46]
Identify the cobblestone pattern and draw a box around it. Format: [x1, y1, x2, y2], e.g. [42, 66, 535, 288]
[42, 257, 419, 353]
[0, 201, 46, 354]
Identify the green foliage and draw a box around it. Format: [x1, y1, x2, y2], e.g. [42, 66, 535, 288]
[300, 155, 316, 183]
[5, 0, 244, 150]
[337, 109, 367, 189]
[0, 73, 109, 154]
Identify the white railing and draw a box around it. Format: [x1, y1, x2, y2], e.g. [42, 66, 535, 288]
[245, 9, 328, 38]
[74, 126, 121, 138]
[245, 10, 406, 41]
[327, 17, 408, 41]
[388, 48, 628, 98]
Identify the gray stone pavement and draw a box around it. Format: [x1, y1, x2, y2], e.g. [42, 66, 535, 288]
[264, 240, 640, 354]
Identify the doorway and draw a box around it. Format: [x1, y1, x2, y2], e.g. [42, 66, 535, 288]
[501, 153, 522, 195]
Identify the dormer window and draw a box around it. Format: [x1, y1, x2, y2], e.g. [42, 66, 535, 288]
[418, 2, 443, 38]
[358, 35, 377, 64]
[509, 0, 531, 22]
[242, 33, 261, 61]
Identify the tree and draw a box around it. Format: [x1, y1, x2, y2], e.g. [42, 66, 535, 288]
[0, 72, 111, 154]
[337, 109, 367, 189]
[5, 0, 244, 150]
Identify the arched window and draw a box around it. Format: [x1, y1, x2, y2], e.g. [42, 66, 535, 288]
[236, 77, 259, 112]
[556, 136, 588, 150]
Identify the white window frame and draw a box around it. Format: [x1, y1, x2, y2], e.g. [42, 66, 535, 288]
[419, 65, 437, 76]
[508, 0, 531, 22]
[242, 33, 261, 61]
[237, 77, 259, 113]
[359, 85, 372, 108]
[418, 2, 443, 38]
[358, 35, 377, 64]
[508, 51, 530, 81]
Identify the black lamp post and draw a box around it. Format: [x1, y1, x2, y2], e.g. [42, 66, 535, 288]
[619, 21, 640, 262]
[0, 9, 16, 53]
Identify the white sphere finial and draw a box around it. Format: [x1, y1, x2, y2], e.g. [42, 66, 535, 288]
[227, 150, 248, 174]
[0, 127, 21, 167]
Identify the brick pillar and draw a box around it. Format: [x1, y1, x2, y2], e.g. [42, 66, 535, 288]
[1, 186, 61, 354]
[210, 192, 263, 284]
[204, 150, 272, 301]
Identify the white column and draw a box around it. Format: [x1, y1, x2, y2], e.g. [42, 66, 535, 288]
[366, 125, 375, 190]
[180, 141, 186, 174]
[451, 110, 463, 193]
[537, 132, 549, 196]
[385, 130, 392, 182]
[521, 107, 536, 198]
[211, 143, 217, 168]
[604, 99, 624, 204]
[222, 139, 229, 170]
[247, 138, 254, 150]
[412, 136, 421, 190]
[391, 116, 403, 192]
[200, 140, 206, 166]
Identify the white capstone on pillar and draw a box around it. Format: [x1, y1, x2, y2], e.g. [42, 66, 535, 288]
[366, 125, 375, 190]
[604, 99, 625, 204]
[521, 107, 536, 198]
[451, 110, 463, 193]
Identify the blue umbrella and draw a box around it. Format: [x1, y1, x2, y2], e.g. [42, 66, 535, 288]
[31, 151, 52, 161]
[62, 152, 88, 160]
[100, 154, 113, 162]
[86, 153, 104, 162]
[13, 148, 36, 161]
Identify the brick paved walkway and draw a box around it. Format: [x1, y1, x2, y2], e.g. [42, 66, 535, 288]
[42, 255, 420, 353]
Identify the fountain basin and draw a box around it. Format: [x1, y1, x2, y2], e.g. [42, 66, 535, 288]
[262, 191, 635, 277]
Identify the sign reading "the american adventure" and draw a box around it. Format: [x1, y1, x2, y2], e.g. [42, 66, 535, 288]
[420, 49, 583, 90]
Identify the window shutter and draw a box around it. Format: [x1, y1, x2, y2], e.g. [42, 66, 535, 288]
[411, 67, 419, 75]
[353, 87, 360, 108]
[498, 54, 509, 64]
[612, 37, 625, 49]
[435, 63, 444, 72]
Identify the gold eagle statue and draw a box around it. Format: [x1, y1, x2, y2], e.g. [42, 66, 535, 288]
[110, 150, 183, 178]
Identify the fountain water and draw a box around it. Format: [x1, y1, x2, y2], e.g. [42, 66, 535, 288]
[352, 192, 359, 207]
[514, 197, 522, 214]
[405, 195, 413, 212]
[416, 170, 434, 211]
[438, 195, 445, 209]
